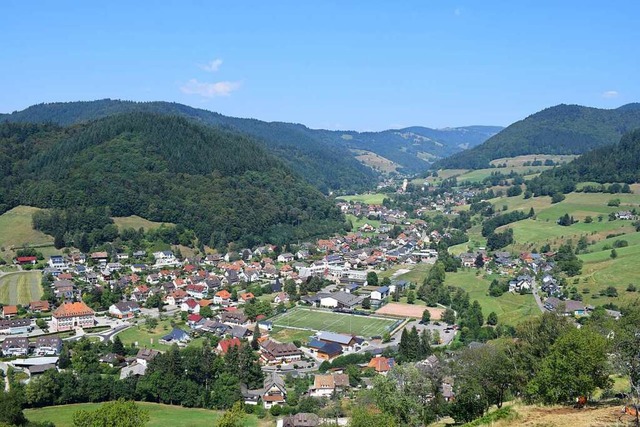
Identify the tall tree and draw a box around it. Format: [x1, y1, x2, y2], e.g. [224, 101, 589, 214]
[72, 399, 149, 427]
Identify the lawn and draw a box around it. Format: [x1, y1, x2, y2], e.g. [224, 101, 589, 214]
[24, 402, 261, 427]
[0, 206, 53, 250]
[444, 270, 539, 325]
[116, 317, 200, 350]
[0, 271, 42, 305]
[346, 214, 381, 231]
[271, 307, 398, 338]
[269, 326, 315, 343]
[112, 216, 174, 231]
[337, 193, 388, 205]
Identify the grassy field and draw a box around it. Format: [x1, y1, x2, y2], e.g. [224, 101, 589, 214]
[0, 206, 53, 249]
[346, 214, 381, 231]
[352, 149, 400, 173]
[0, 271, 42, 305]
[444, 270, 539, 325]
[457, 166, 553, 184]
[489, 154, 577, 167]
[24, 402, 262, 427]
[271, 307, 398, 338]
[337, 193, 387, 205]
[117, 318, 201, 350]
[112, 215, 173, 231]
[269, 326, 315, 343]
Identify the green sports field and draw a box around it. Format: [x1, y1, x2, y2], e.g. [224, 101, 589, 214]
[0, 271, 42, 305]
[271, 307, 398, 338]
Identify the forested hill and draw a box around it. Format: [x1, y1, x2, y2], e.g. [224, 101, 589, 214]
[0, 113, 346, 248]
[433, 103, 640, 169]
[0, 100, 500, 183]
[527, 129, 640, 196]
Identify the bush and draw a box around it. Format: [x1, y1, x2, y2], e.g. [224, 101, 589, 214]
[626, 284, 637, 292]
[551, 193, 566, 204]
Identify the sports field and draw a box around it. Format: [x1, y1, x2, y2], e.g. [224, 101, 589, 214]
[376, 303, 444, 320]
[0, 271, 42, 305]
[271, 307, 398, 338]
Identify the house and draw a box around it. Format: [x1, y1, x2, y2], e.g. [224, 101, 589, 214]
[108, 301, 141, 319]
[15, 256, 37, 265]
[133, 250, 147, 258]
[616, 211, 635, 220]
[1, 337, 30, 356]
[136, 348, 160, 366]
[316, 331, 357, 350]
[90, 251, 109, 264]
[180, 299, 200, 314]
[52, 301, 95, 332]
[187, 313, 204, 327]
[34, 336, 63, 356]
[459, 252, 477, 268]
[370, 286, 390, 301]
[319, 291, 362, 309]
[160, 328, 191, 345]
[116, 253, 129, 261]
[281, 413, 320, 427]
[2, 305, 18, 319]
[186, 284, 208, 299]
[48, 255, 68, 270]
[309, 373, 350, 397]
[120, 363, 148, 379]
[217, 337, 242, 354]
[307, 340, 343, 360]
[0, 319, 32, 335]
[29, 300, 50, 313]
[239, 292, 255, 303]
[213, 290, 232, 305]
[152, 250, 179, 267]
[28, 364, 57, 376]
[220, 311, 250, 326]
[261, 372, 287, 409]
[273, 292, 289, 304]
[277, 253, 295, 263]
[544, 297, 587, 316]
[367, 356, 394, 375]
[260, 339, 303, 364]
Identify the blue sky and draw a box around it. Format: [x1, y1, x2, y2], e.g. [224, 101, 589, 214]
[1, 1, 638, 130]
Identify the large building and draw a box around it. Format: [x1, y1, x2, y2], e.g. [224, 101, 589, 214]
[52, 301, 95, 332]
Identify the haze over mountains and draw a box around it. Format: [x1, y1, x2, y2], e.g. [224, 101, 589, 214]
[0, 100, 501, 192]
[434, 103, 640, 170]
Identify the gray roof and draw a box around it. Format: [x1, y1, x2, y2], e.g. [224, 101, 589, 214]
[325, 291, 361, 307]
[316, 331, 355, 345]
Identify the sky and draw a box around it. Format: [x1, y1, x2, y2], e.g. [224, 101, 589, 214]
[1, 1, 639, 131]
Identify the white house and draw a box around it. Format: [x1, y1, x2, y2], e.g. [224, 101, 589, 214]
[48, 255, 68, 270]
[153, 251, 180, 267]
[370, 286, 390, 301]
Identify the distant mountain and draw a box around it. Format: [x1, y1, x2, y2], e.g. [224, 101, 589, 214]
[433, 103, 640, 170]
[0, 100, 501, 187]
[0, 113, 346, 248]
[527, 129, 640, 196]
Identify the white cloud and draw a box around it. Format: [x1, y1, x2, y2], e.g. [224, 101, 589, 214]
[602, 90, 619, 99]
[200, 58, 223, 72]
[454, 7, 462, 16]
[180, 79, 241, 97]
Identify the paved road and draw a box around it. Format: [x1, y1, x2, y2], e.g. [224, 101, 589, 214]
[531, 279, 546, 313]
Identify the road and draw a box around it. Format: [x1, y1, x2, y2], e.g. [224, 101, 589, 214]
[531, 279, 546, 313]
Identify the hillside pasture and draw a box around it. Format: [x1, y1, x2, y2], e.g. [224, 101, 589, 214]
[112, 215, 173, 231]
[0, 271, 42, 305]
[489, 154, 577, 167]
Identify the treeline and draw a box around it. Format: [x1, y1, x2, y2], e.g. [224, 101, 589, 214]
[434, 103, 640, 169]
[527, 129, 640, 196]
[482, 209, 533, 237]
[0, 114, 346, 249]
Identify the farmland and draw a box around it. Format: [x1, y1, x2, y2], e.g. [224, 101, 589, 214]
[112, 215, 174, 231]
[337, 193, 388, 205]
[271, 307, 399, 339]
[0, 271, 42, 305]
[24, 402, 262, 427]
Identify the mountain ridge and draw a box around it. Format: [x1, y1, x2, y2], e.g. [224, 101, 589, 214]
[432, 103, 640, 170]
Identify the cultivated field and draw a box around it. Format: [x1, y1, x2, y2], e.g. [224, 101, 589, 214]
[24, 402, 262, 427]
[457, 166, 553, 183]
[271, 307, 398, 338]
[0, 271, 42, 305]
[351, 149, 400, 173]
[489, 154, 577, 167]
[376, 302, 443, 320]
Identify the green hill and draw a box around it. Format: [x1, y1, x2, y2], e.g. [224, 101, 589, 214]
[434, 103, 640, 169]
[0, 99, 500, 181]
[0, 113, 345, 249]
[527, 129, 640, 195]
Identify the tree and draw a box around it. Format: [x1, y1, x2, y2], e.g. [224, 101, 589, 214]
[112, 335, 125, 356]
[366, 271, 379, 287]
[72, 399, 149, 427]
[611, 249, 618, 259]
[54, 233, 65, 249]
[0, 389, 27, 426]
[215, 401, 245, 427]
[251, 323, 261, 350]
[349, 406, 397, 427]
[527, 327, 611, 404]
[474, 253, 485, 268]
[487, 312, 498, 326]
[442, 308, 456, 325]
[361, 297, 371, 310]
[421, 309, 431, 324]
[406, 290, 415, 304]
[199, 305, 213, 318]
